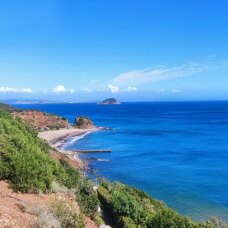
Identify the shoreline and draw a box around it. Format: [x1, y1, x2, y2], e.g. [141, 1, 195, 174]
[38, 127, 99, 169]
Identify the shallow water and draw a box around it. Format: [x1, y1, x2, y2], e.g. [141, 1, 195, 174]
[15, 101, 228, 221]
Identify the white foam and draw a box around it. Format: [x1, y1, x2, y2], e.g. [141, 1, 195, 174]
[97, 158, 109, 162]
[62, 131, 92, 149]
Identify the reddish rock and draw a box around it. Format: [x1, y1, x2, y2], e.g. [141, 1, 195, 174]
[74, 116, 94, 129]
[12, 110, 70, 131]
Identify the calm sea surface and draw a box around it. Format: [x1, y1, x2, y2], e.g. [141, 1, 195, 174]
[15, 101, 228, 221]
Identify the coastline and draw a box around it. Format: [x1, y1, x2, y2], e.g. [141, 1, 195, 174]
[38, 127, 98, 170]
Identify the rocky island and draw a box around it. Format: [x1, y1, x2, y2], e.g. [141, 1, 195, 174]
[97, 98, 120, 105]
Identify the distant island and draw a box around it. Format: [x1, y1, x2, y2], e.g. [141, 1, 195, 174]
[1, 99, 58, 104]
[97, 98, 121, 105]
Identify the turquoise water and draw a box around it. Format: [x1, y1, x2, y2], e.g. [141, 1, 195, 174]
[15, 101, 228, 221]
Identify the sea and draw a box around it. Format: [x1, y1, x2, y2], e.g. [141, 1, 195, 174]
[14, 101, 228, 222]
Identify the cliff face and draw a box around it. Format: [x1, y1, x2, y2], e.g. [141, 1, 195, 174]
[74, 116, 94, 129]
[12, 110, 70, 131]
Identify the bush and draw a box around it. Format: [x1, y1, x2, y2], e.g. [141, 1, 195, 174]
[31, 206, 60, 228]
[111, 190, 141, 221]
[0, 110, 63, 192]
[98, 179, 212, 228]
[59, 159, 80, 189]
[60, 158, 99, 219]
[0, 103, 19, 113]
[120, 217, 137, 228]
[51, 197, 85, 228]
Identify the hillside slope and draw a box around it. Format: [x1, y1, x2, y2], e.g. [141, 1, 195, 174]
[0, 104, 221, 228]
[12, 110, 70, 131]
[0, 109, 99, 227]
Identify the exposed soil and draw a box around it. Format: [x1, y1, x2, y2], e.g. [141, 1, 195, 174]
[0, 181, 98, 228]
[12, 110, 70, 131]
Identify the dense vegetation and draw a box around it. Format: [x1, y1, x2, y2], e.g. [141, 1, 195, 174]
[98, 179, 215, 228]
[60, 159, 99, 219]
[0, 109, 99, 220]
[0, 109, 56, 192]
[0, 102, 19, 113]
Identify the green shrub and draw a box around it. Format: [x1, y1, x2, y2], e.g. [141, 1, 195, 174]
[59, 159, 80, 189]
[0, 110, 62, 192]
[111, 190, 141, 221]
[98, 179, 212, 228]
[0, 103, 19, 113]
[51, 197, 85, 228]
[120, 217, 137, 228]
[60, 158, 99, 219]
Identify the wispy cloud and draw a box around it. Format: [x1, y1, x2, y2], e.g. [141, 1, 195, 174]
[0, 86, 33, 93]
[111, 61, 228, 86]
[107, 84, 138, 93]
[123, 86, 137, 92]
[108, 84, 120, 93]
[69, 88, 75, 94]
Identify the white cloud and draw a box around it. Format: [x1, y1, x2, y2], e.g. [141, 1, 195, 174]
[21, 88, 33, 93]
[0, 86, 33, 93]
[108, 84, 119, 93]
[52, 85, 66, 93]
[69, 88, 75, 94]
[124, 86, 137, 92]
[112, 65, 199, 86]
[111, 61, 228, 86]
[0, 86, 17, 93]
[106, 84, 137, 93]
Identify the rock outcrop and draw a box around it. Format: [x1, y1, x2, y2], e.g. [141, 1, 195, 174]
[12, 110, 70, 131]
[74, 116, 94, 129]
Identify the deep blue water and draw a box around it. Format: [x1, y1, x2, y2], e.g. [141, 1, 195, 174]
[15, 101, 228, 221]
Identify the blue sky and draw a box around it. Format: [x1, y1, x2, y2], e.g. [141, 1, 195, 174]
[0, 0, 228, 102]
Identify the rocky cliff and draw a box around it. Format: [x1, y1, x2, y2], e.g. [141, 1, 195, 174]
[74, 116, 94, 129]
[12, 110, 70, 131]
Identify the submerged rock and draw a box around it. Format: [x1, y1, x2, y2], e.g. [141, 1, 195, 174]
[98, 126, 113, 131]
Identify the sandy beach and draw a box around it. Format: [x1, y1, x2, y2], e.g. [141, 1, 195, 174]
[38, 127, 98, 149]
[38, 127, 98, 169]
